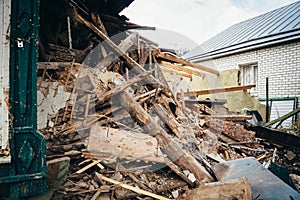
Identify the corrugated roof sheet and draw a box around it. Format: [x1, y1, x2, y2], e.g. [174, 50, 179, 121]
[184, 1, 300, 61]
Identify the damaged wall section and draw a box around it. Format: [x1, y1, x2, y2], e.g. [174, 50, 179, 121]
[190, 69, 266, 120]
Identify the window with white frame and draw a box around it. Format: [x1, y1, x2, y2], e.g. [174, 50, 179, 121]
[239, 63, 258, 94]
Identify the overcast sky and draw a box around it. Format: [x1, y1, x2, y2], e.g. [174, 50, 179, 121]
[121, 0, 298, 51]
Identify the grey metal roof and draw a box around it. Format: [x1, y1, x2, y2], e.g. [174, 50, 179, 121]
[184, 1, 300, 62]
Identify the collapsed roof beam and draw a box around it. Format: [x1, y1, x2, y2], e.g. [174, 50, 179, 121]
[161, 68, 192, 79]
[158, 61, 204, 77]
[157, 52, 220, 76]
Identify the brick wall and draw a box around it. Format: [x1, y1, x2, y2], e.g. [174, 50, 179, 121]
[197, 42, 300, 101]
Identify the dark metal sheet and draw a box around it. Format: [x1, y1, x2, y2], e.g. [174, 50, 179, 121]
[251, 126, 300, 148]
[213, 157, 300, 200]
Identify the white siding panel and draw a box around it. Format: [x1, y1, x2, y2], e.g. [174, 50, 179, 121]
[270, 100, 296, 128]
[0, 0, 11, 163]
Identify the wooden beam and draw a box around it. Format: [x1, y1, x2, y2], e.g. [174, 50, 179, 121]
[181, 85, 256, 97]
[95, 70, 152, 105]
[162, 68, 192, 79]
[75, 160, 101, 174]
[158, 61, 204, 77]
[96, 173, 171, 200]
[94, 32, 138, 70]
[119, 92, 214, 185]
[37, 62, 86, 70]
[164, 158, 195, 187]
[208, 115, 253, 121]
[184, 99, 227, 105]
[76, 13, 164, 88]
[265, 107, 300, 127]
[157, 52, 220, 76]
[153, 104, 187, 138]
[91, 13, 108, 37]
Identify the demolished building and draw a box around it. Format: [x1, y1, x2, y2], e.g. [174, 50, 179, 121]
[1, 0, 299, 199]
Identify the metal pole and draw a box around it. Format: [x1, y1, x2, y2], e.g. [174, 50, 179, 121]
[266, 77, 269, 123]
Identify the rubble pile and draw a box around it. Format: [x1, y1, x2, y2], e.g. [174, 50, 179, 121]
[37, 0, 300, 199]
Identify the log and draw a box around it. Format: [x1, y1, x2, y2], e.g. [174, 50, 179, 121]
[119, 91, 214, 185]
[153, 104, 190, 138]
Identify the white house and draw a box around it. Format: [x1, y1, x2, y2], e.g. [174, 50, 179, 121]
[184, 1, 300, 127]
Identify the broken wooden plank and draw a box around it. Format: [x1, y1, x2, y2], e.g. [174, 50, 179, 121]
[153, 104, 190, 138]
[119, 91, 214, 185]
[76, 160, 102, 174]
[38, 62, 86, 70]
[138, 47, 150, 67]
[164, 158, 195, 187]
[155, 180, 187, 194]
[127, 30, 159, 46]
[94, 32, 138, 70]
[181, 85, 256, 97]
[158, 61, 204, 77]
[47, 157, 70, 189]
[162, 68, 192, 79]
[265, 107, 300, 127]
[187, 103, 217, 115]
[181, 176, 252, 200]
[87, 125, 165, 163]
[184, 99, 227, 105]
[95, 172, 171, 200]
[76, 13, 165, 88]
[208, 115, 253, 121]
[91, 190, 101, 200]
[91, 13, 108, 37]
[95, 70, 152, 105]
[157, 52, 220, 76]
[125, 172, 151, 191]
[134, 88, 162, 102]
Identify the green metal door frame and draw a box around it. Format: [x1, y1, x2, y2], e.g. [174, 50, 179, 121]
[0, 0, 47, 198]
[259, 97, 298, 126]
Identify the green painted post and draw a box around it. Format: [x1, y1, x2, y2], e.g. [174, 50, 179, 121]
[0, 0, 47, 198]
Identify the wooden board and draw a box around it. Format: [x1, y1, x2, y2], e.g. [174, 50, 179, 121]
[96, 173, 171, 200]
[181, 85, 256, 97]
[181, 176, 252, 200]
[158, 61, 204, 77]
[87, 125, 165, 163]
[157, 52, 219, 75]
[162, 68, 192, 79]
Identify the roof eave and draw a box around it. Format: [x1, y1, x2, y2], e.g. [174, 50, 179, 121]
[187, 31, 300, 62]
